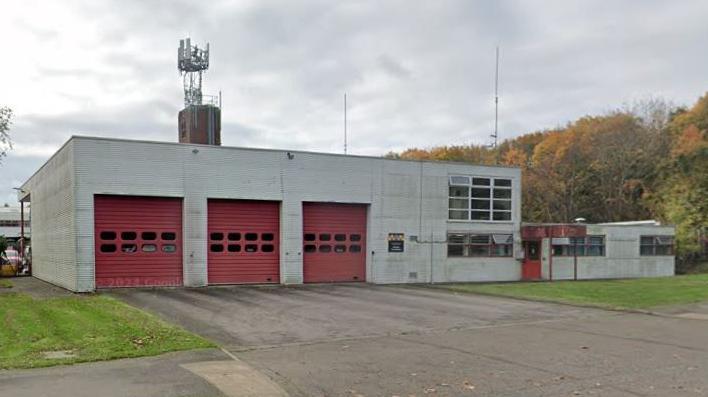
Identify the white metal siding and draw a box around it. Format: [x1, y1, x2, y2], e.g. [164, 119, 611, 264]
[542, 224, 675, 280]
[20, 141, 78, 291]
[24, 136, 677, 291]
[62, 137, 523, 290]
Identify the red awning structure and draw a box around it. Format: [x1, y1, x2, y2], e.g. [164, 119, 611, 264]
[521, 224, 587, 239]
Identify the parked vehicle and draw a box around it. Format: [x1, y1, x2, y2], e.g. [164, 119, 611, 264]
[0, 249, 18, 277]
[4, 249, 20, 266]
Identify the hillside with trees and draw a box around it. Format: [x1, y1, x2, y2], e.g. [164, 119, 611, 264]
[386, 94, 707, 271]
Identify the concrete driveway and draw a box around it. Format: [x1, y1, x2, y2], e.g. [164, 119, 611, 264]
[109, 284, 708, 396]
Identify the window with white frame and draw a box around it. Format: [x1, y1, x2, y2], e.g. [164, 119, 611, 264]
[552, 236, 605, 256]
[447, 233, 513, 257]
[449, 176, 512, 221]
[640, 236, 674, 256]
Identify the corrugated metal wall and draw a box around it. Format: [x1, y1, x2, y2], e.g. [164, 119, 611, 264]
[20, 140, 77, 291]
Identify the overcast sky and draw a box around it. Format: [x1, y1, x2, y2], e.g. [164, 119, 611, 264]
[1, 0, 707, 205]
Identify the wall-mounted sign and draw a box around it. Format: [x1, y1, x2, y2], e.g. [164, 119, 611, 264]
[388, 233, 405, 253]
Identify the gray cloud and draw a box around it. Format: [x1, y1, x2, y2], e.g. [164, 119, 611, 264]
[1, 0, 708, 205]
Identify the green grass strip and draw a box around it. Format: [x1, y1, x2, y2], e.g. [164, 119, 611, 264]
[0, 293, 214, 369]
[439, 274, 708, 310]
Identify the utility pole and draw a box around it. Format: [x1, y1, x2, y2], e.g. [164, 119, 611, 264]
[344, 93, 348, 155]
[491, 46, 499, 148]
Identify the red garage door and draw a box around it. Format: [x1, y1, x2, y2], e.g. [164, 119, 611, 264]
[208, 199, 280, 284]
[303, 203, 367, 283]
[94, 195, 183, 288]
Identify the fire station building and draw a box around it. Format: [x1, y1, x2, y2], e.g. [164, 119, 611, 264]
[18, 136, 674, 292]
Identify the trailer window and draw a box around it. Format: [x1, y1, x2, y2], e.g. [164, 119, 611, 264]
[640, 236, 674, 256]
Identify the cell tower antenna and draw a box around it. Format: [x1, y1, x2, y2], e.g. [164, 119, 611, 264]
[178, 37, 211, 107]
[344, 93, 348, 155]
[489, 46, 501, 151]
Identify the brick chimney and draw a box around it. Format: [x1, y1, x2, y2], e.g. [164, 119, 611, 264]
[178, 104, 221, 145]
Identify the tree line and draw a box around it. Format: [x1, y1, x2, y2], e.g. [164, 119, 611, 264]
[386, 94, 707, 270]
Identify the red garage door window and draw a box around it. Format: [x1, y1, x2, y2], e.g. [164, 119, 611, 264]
[208, 199, 280, 284]
[303, 203, 367, 283]
[94, 195, 183, 288]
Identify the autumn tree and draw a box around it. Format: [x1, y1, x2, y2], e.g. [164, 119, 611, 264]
[654, 94, 708, 266]
[385, 93, 706, 270]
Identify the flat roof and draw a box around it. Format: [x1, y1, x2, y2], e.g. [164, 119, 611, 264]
[68, 135, 520, 169]
[20, 135, 520, 200]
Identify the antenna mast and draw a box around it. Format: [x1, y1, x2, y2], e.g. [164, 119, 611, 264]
[178, 38, 211, 107]
[490, 46, 500, 149]
[344, 93, 348, 155]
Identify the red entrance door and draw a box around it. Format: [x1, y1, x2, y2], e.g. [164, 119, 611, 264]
[303, 203, 367, 283]
[522, 240, 542, 280]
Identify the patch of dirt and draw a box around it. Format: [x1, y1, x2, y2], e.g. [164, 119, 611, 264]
[42, 350, 76, 359]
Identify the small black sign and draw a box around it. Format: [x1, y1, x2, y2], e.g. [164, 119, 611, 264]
[388, 240, 404, 252]
[388, 233, 405, 253]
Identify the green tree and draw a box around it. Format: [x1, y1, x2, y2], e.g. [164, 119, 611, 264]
[656, 95, 708, 266]
[0, 107, 13, 163]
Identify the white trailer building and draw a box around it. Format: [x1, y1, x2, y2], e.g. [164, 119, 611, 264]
[19, 136, 675, 292]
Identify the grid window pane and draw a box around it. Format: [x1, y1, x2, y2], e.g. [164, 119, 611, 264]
[449, 186, 469, 197]
[471, 199, 490, 210]
[493, 200, 511, 210]
[472, 177, 490, 186]
[449, 176, 470, 185]
[449, 198, 469, 209]
[494, 179, 512, 187]
[449, 210, 469, 220]
[493, 189, 512, 199]
[470, 211, 490, 220]
[471, 188, 490, 198]
[492, 212, 511, 221]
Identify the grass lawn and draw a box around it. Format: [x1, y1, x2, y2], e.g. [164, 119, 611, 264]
[0, 279, 11, 288]
[0, 293, 214, 369]
[439, 274, 708, 310]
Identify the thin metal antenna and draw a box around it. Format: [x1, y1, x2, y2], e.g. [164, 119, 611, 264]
[490, 46, 500, 149]
[344, 93, 348, 155]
